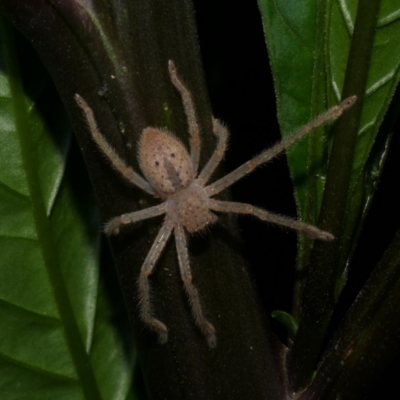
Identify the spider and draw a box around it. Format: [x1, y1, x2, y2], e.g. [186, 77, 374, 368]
[75, 61, 356, 348]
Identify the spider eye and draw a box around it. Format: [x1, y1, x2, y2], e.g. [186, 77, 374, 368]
[171, 153, 175, 157]
[155, 161, 159, 166]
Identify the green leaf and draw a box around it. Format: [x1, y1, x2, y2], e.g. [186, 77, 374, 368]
[328, 0, 400, 279]
[271, 310, 298, 340]
[258, 0, 400, 224]
[257, 0, 328, 219]
[258, 0, 400, 392]
[0, 19, 136, 399]
[328, 1, 400, 195]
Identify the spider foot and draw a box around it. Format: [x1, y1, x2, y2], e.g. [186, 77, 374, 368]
[104, 218, 122, 236]
[145, 317, 169, 344]
[156, 327, 168, 345]
[199, 320, 217, 348]
[303, 225, 334, 241]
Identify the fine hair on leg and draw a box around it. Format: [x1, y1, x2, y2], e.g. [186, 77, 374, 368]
[75, 93, 155, 195]
[209, 199, 334, 241]
[198, 117, 230, 185]
[138, 221, 174, 343]
[174, 225, 217, 348]
[104, 203, 167, 235]
[205, 96, 357, 197]
[168, 60, 201, 174]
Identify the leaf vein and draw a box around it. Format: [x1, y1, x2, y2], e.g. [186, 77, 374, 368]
[0, 351, 78, 383]
[377, 9, 400, 28]
[0, 296, 60, 324]
[272, 0, 313, 53]
[337, 0, 354, 36]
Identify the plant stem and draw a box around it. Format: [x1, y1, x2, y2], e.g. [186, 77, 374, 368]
[288, 0, 382, 391]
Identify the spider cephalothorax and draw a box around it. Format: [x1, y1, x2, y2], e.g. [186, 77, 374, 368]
[75, 61, 355, 348]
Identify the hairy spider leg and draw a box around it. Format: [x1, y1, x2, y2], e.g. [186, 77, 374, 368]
[174, 224, 217, 347]
[197, 118, 230, 185]
[168, 60, 201, 174]
[104, 203, 167, 235]
[209, 200, 334, 241]
[205, 96, 357, 197]
[75, 94, 156, 196]
[138, 220, 174, 343]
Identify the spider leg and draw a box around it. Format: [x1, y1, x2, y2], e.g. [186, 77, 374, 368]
[209, 199, 334, 241]
[205, 96, 356, 197]
[104, 202, 167, 235]
[174, 224, 217, 348]
[168, 60, 201, 174]
[197, 118, 229, 184]
[75, 94, 156, 195]
[138, 220, 174, 344]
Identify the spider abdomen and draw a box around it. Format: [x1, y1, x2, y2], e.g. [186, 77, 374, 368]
[139, 127, 194, 196]
[167, 182, 216, 233]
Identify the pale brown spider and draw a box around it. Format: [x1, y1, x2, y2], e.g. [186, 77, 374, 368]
[75, 61, 356, 348]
